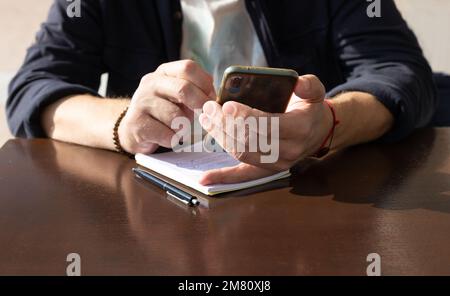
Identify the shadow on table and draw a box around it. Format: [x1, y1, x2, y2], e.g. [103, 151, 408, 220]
[289, 129, 450, 213]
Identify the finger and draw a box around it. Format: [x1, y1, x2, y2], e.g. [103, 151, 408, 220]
[140, 96, 189, 130]
[199, 113, 238, 153]
[199, 163, 278, 185]
[200, 113, 291, 169]
[201, 102, 269, 155]
[221, 102, 299, 143]
[152, 75, 212, 110]
[222, 100, 269, 117]
[200, 112, 250, 160]
[156, 60, 216, 98]
[215, 101, 279, 138]
[132, 115, 177, 149]
[222, 101, 270, 134]
[202, 100, 224, 124]
[202, 113, 257, 157]
[179, 104, 195, 122]
[202, 102, 302, 162]
[295, 75, 326, 103]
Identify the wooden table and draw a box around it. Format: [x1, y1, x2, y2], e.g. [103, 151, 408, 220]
[0, 128, 450, 275]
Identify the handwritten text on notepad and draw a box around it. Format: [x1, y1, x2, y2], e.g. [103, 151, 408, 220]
[174, 153, 240, 172]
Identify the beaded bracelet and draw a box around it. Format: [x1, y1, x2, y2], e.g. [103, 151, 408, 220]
[113, 107, 133, 158]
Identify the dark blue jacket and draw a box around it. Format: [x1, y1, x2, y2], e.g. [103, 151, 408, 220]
[6, 0, 437, 141]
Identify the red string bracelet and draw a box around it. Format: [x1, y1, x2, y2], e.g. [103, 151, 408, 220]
[311, 100, 340, 158]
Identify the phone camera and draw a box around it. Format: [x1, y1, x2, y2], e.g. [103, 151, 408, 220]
[229, 76, 243, 94]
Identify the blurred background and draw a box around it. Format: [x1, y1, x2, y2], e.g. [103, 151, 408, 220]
[1, 0, 449, 146]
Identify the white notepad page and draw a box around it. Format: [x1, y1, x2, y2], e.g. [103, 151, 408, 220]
[135, 143, 290, 196]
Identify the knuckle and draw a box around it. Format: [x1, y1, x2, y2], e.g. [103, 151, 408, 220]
[239, 107, 251, 119]
[140, 73, 154, 85]
[180, 59, 198, 75]
[156, 62, 168, 72]
[133, 129, 146, 145]
[176, 82, 194, 102]
[166, 106, 184, 122]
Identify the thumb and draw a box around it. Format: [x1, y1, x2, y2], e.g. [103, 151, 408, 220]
[294, 75, 326, 104]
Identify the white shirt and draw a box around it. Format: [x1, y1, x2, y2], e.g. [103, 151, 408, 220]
[180, 0, 268, 89]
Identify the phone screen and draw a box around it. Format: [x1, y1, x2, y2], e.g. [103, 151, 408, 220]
[217, 71, 298, 113]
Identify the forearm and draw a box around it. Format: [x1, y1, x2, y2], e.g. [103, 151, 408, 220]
[331, 92, 394, 150]
[41, 95, 130, 150]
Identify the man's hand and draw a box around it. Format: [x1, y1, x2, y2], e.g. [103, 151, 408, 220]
[198, 75, 334, 185]
[119, 60, 216, 154]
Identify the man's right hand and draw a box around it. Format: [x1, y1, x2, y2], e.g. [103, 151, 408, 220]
[118, 60, 216, 154]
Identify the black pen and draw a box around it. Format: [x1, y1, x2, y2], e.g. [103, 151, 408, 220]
[132, 168, 200, 207]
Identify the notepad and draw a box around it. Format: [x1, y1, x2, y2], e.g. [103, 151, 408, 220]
[135, 143, 290, 196]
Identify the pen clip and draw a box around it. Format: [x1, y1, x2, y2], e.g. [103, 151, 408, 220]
[166, 191, 199, 207]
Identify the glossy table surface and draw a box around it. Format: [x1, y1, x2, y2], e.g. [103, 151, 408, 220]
[0, 128, 450, 275]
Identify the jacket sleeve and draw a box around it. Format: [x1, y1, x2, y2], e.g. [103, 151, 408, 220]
[327, 0, 437, 142]
[6, 0, 105, 138]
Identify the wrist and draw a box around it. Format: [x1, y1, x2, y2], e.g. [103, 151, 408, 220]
[325, 92, 394, 150]
[311, 99, 340, 158]
[85, 97, 130, 151]
[113, 106, 133, 157]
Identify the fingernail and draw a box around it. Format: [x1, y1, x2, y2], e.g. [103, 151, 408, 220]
[223, 102, 236, 116]
[301, 77, 311, 91]
[203, 101, 215, 116]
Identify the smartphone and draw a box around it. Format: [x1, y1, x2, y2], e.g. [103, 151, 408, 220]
[202, 66, 299, 152]
[217, 66, 299, 113]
